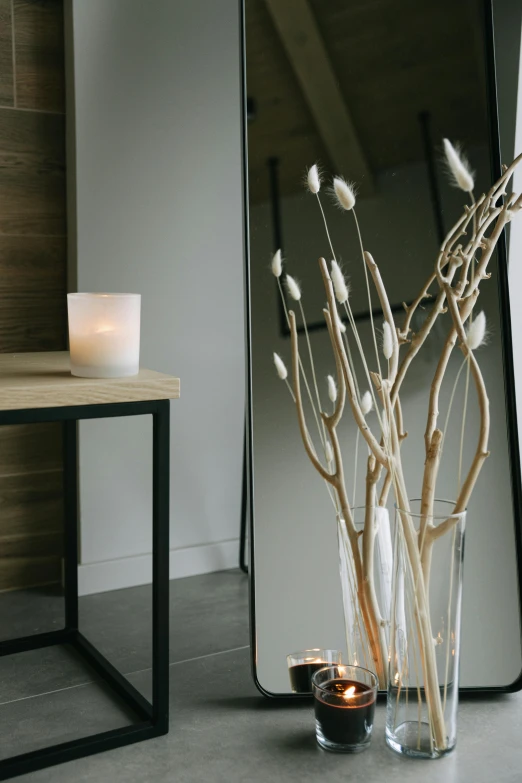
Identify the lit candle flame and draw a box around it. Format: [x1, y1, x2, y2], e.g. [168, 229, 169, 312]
[95, 324, 115, 334]
[343, 686, 356, 700]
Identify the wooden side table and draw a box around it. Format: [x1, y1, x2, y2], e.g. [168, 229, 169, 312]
[0, 352, 180, 781]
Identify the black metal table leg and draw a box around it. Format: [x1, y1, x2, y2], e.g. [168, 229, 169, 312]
[0, 400, 171, 780]
[152, 399, 170, 732]
[63, 419, 79, 632]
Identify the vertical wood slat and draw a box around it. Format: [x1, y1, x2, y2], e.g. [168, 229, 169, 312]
[0, 0, 14, 107]
[13, 0, 65, 113]
[0, 236, 67, 351]
[0, 108, 66, 236]
[0, 0, 66, 591]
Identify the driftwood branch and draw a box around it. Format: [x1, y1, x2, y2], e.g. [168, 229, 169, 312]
[275, 151, 522, 748]
[364, 251, 399, 383]
[289, 306, 387, 685]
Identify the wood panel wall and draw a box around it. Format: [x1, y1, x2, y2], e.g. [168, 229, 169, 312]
[0, 0, 66, 591]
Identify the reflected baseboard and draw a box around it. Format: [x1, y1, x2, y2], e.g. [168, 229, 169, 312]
[78, 538, 240, 596]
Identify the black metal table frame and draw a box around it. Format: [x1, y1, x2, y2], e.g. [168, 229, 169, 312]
[0, 399, 170, 781]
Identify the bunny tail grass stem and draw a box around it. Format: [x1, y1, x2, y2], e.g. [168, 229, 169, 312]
[299, 299, 328, 453]
[284, 378, 296, 403]
[286, 310, 338, 512]
[316, 194, 379, 410]
[314, 195, 386, 446]
[316, 194, 337, 261]
[277, 277, 326, 452]
[343, 302, 389, 450]
[353, 210, 383, 380]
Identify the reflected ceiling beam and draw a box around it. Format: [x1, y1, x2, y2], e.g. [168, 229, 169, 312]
[264, 0, 375, 195]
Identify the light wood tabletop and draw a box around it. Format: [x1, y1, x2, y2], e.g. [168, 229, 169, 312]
[0, 352, 180, 411]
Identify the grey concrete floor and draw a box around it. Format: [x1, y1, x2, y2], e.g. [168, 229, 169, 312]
[1, 569, 522, 782]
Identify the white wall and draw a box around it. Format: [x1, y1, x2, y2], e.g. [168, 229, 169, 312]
[66, 0, 245, 594]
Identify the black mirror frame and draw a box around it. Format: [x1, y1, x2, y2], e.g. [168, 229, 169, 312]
[239, 0, 522, 697]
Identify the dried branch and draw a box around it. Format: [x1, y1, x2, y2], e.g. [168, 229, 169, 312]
[322, 307, 388, 685]
[364, 252, 399, 383]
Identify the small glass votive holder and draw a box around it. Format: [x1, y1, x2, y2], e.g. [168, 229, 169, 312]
[312, 665, 378, 753]
[286, 649, 342, 694]
[67, 293, 141, 378]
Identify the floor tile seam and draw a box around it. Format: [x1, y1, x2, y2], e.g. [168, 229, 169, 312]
[0, 644, 251, 707]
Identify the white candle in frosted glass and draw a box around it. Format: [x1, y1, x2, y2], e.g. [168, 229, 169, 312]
[67, 294, 141, 378]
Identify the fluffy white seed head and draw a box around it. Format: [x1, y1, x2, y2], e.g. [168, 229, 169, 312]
[285, 274, 301, 301]
[361, 391, 373, 416]
[325, 441, 334, 464]
[332, 177, 356, 210]
[327, 375, 337, 403]
[443, 139, 474, 193]
[465, 311, 486, 351]
[273, 352, 288, 380]
[382, 321, 394, 360]
[271, 249, 283, 278]
[330, 261, 349, 304]
[307, 164, 321, 194]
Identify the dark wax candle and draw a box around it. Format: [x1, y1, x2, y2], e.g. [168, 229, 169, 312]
[289, 661, 327, 693]
[314, 679, 376, 748]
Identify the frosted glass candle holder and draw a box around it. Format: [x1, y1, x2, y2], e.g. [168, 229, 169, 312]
[67, 293, 141, 378]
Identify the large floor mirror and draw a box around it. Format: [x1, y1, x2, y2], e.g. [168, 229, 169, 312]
[243, 0, 522, 696]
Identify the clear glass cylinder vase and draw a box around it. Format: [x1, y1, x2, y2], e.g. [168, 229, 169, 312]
[337, 507, 393, 689]
[386, 499, 466, 759]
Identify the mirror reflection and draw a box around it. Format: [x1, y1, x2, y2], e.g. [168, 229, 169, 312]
[246, 0, 522, 695]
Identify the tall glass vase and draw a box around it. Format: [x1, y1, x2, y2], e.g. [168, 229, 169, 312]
[386, 499, 466, 759]
[337, 507, 393, 688]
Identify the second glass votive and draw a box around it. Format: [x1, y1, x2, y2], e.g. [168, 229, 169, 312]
[67, 293, 141, 378]
[312, 665, 378, 752]
[287, 649, 342, 694]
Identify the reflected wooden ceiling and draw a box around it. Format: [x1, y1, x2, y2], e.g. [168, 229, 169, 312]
[246, 0, 488, 203]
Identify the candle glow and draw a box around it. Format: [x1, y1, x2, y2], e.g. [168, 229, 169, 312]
[68, 293, 141, 378]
